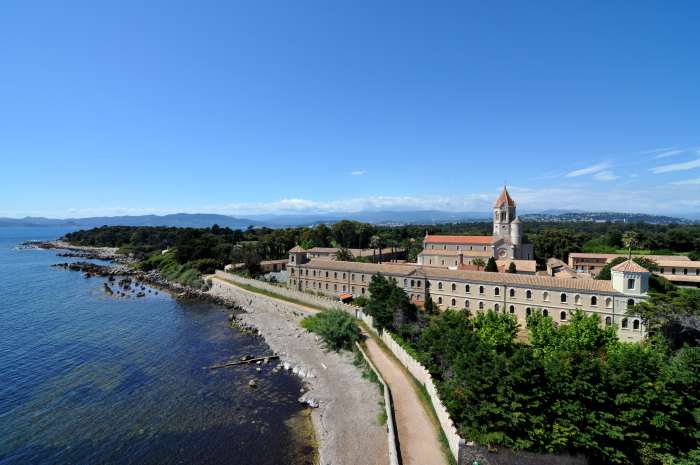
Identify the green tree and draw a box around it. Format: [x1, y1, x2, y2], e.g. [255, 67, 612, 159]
[335, 247, 354, 261]
[485, 256, 498, 272]
[301, 310, 361, 351]
[507, 261, 517, 273]
[472, 258, 485, 271]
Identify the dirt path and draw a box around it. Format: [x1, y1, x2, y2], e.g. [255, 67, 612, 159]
[364, 335, 447, 465]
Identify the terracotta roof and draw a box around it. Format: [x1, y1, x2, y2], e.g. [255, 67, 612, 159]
[293, 259, 620, 293]
[497, 259, 537, 272]
[338, 293, 353, 300]
[494, 187, 516, 208]
[569, 252, 690, 261]
[663, 275, 700, 283]
[289, 246, 306, 253]
[611, 259, 649, 273]
[655, 260, 700, 267]
[424, 235, 493, 245]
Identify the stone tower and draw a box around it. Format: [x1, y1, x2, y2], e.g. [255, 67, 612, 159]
[493, 186, 516, 238]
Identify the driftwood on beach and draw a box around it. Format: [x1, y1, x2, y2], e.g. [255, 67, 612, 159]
[207, 355, 279, 370]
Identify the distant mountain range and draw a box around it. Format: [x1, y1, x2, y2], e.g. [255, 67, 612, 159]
[1, 210, 697, 229]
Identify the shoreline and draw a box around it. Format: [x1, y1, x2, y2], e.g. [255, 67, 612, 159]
[31, 240, 389, 465]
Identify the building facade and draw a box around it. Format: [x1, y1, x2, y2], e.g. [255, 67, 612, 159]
[417, 187, 535, 269]
[287, 252, 648, 342]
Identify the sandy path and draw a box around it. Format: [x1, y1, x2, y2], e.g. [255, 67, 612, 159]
[364, 336, 446, 465]
[208, 276, 388, 465]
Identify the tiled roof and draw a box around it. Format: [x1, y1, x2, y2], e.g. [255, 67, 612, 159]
[655, 259, 700, 267]
[611, 259, 649, 273]
[497, 259, 537, 273]
[294, 259, 620, 293]
[494, 187, 516, 208]
[289, 246, 306, 253]
[424, 235, 493, 245]
[569, 252, 690, 261]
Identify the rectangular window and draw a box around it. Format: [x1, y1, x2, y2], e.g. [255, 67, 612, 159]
[627, 278, 635, 290]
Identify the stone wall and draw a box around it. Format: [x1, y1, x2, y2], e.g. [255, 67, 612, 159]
[212, 270, 357, 313]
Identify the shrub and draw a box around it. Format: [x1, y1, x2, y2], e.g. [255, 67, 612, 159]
[301, 310, 361, 352]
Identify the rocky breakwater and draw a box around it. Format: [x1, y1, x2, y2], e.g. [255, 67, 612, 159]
[208, 277, 388, 465]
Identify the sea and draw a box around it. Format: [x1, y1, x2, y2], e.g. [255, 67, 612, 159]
[0, 227, 314, 465]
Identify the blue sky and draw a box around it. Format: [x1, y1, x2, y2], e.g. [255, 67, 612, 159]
[1, 1, 699, 218]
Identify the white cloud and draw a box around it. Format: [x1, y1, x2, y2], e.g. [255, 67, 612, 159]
[350, 170, 366, 176]
[593, 170, 619, 181]
[651, 158, 700, 174]
[565, 162, 609, 178]
[641, 147, 674, 155]
[653, 149, 684, 159]
[671, 177, 700, 185]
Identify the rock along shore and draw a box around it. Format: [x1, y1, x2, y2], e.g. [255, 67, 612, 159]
[32, 240, 388, 465]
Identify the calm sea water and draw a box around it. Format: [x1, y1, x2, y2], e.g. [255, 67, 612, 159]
[0, 228, 313, 465]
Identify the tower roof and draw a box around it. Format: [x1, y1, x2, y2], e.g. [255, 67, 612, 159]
[611, 259, 649, 273]
[494, 186, 516, 208]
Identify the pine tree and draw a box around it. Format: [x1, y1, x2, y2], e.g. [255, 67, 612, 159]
[485, 256, 498, 272]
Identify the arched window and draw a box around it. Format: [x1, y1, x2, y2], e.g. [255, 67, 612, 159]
[495, 303, 500, 312]
[464, 300, 470, 308]
[605, 316, 612, 326]
[451, 298, 456, 307]
[606, 297, 613, 309]
[560, 311, 567, 321]
[478, 301, 484, 310]
[574, 295, 581, 305]
[334, 272, 337, 278]
[465, 284, 470, 293]
[361, 287, 365, 294]
[633, 320, 640, 330]
[438, 282, 443, 290]
[543, 291, 549, 301]
[621, 318, 628, 329]
[591, 296, 598, 306]
[560, 293, 567, 303]
[438, 297, 443, 304]
[494, 287, 500, 296]
[342, 273, 346, 279]
[509, 289, 515, 297]
[542, 309, 549, 317]
[526, 290, 532, 299]
[509, 305, 515, 314]
[627, 299, 635, 309]
[351, 274, 355, 281]
[451, 283, 456, 291]
[411, 279, 415, 287]
[417, 281, 421, 288]
[526, 307, 532, 316]
[326, 271, 329, 277]
[479, 286, 485, 294]
[404, 279, 408, 286]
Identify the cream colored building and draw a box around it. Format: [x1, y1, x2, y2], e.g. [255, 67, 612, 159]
[568, 252, 700, 288]
[417, 187, 536, 273]
[287, 247, 649, 341]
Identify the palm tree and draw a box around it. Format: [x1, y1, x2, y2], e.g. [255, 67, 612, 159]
[335, 247, 354, 262]
[622, 231, 638, 259]
[472, 258, 485, 271]
[369, 235, 380, 263]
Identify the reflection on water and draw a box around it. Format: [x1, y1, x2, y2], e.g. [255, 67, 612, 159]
[0, 228, 315, 465]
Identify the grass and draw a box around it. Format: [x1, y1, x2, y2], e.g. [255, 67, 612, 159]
[353, 348, 388, 426]
[215, 276, 328, 312]
[359, 321, 457, 465]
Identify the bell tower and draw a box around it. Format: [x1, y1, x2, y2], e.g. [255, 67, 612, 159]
[493, 186, 516, 238]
